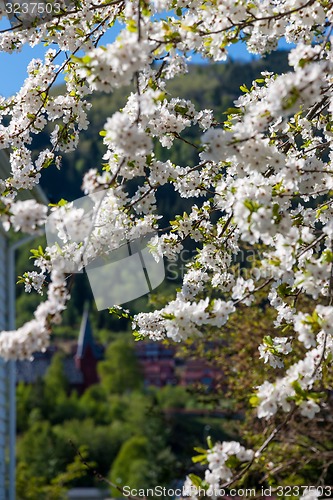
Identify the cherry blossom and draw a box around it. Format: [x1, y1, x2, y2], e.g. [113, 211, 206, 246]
[0, 0, 332, 488]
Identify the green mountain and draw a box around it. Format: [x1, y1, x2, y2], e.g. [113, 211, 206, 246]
[38, 51, 289, 202]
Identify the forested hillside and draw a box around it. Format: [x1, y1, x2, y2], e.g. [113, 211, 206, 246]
[38, 51, 289, 202]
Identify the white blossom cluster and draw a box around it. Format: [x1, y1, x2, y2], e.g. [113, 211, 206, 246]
[0, 269, 69, 359]
[183, 441, 254, 498]
[205, 441, 254, 486]
[6, 199, 47, 234]
[258, 336, 292, 369]
[0, 0, 332, 485]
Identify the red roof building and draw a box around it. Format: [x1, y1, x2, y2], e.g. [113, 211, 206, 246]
[74, 306, 104, 391]
[134, 342, 177, 386]
[178, 358, 221, 389]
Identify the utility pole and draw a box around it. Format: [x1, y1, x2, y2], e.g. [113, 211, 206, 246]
[7, 234, 36, 500]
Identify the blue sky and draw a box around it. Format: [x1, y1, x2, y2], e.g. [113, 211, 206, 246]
[0, 17, 291, 97]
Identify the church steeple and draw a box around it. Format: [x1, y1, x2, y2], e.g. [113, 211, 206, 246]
[76, 303, 95, 360]
[75, 304, 104, 389]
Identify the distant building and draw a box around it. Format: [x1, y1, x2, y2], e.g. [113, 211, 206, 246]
[178, 358, 221, 389]
[75, 306, 104, 391]
[16, 307, 104, 393]
[16, 347, 58, 384]
[16, 308, 221, 392]
[67, 487, 111, 499]
[134, 341, 222, 389]
[16, 346, 84, 388]
[135, 342, 177, 387]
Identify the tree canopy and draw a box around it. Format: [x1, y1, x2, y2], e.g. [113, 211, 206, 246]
[1, 0, 333, 496]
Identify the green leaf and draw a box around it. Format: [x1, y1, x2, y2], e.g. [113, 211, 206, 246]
[322, 249, 333, 263]
[161, 313, 176, 320]
[193, 447, 208, 454]
[30, 245, 47, 260]
[48, 198, 68, 207]
[188, 474, 203, 488]
[316, 204, 328, 219]
[81, 55, 92, 64]
[192, 454, 208, 464]
[132, 331, 145, 342]
[263, 335, 273, 347]
[223, 107, 242, 115]
[244, 199, 261, 213]
[240, 84, 249, 93]
[291, 381, 307, 399]
[174, 104, 189, 115]
[249, 395, 259, 407]
[277, 283, 292, 298]
[71, 55, 83, 64]
[127, 19, 137, 32]
[308, 391, 325, 402]
[225, 455, 241, 468]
